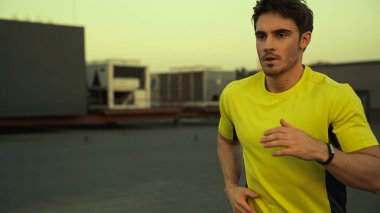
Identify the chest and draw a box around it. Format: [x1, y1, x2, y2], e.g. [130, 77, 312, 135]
[229, 91, 330, 149]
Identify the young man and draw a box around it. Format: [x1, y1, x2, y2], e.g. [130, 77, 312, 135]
[217, 0, 380, 212]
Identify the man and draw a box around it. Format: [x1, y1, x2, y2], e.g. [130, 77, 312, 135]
[217, 0, 380, 212]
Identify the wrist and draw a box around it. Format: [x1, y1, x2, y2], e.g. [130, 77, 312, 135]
[315, 141, 329, 162]
[224, 183, 239, 192]
[316, 143, 335, 165]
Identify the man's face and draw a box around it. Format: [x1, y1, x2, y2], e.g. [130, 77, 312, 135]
[255, 12, 304, 76]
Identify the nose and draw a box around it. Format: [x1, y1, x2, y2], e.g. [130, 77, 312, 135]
[263, 35, 275, 52]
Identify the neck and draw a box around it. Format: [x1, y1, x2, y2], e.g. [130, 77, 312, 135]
[265, 63, 304, 93]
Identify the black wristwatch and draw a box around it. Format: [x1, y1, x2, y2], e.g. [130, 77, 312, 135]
[317, 143, 335, 165]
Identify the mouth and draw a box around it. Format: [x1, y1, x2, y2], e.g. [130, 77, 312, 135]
[262, 55, 279, 62]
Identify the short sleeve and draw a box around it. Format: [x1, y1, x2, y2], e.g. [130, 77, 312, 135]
[218, 87, 234, 140]
[330, 84, 378, 152]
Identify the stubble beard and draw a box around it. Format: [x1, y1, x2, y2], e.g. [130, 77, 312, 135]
[260, 51, 300, 78]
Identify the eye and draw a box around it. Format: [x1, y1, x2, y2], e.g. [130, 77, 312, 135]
[256, 33, 266, 40]
[276, 32, 288, 39]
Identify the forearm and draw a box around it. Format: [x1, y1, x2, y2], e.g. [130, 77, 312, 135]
[324, 147, 380, 193]
[260, 120, 380, 193]
[217, 134, 243, 188]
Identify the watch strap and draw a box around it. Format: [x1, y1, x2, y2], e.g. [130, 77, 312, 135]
[318, 143, 335, 165]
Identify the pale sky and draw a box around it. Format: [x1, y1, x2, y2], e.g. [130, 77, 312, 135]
[0, 0, 379, 72]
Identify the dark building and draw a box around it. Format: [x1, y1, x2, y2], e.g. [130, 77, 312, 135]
[151, 66, 235, 108]
[0, 19, 86, 118]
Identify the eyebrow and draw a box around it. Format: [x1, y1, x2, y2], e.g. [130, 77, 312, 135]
[255, 28, 293, 36]
[273, 29, 292, 34]
[255, 31, 266, 36]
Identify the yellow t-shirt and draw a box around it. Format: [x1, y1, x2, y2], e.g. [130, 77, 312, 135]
[218, 66, 378, 213]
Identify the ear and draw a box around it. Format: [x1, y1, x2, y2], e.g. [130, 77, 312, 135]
[300, 31, 312, 50]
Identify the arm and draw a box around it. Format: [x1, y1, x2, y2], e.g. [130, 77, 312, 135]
[217, 132, 259, 213]
[324, 146, 380, 193]
[217, 132, 242, 189]
[260, 119, 380, 194]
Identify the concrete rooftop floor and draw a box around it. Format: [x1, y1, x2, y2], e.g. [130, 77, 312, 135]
[0, 120, 379, 213]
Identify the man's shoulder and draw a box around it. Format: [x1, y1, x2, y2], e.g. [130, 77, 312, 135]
[307, 67, 347, 89]
[306, 67, 357, 103]
[224, 71, 262, 92]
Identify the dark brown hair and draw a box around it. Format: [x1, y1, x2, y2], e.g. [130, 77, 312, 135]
[252, 0, 314, 36]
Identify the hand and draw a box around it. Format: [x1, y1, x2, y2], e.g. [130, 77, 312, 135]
[225, 185, 260, 213]
[260, 119, 328, 162]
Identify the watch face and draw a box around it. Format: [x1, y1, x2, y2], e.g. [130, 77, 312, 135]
[329, 143, 335, 154]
